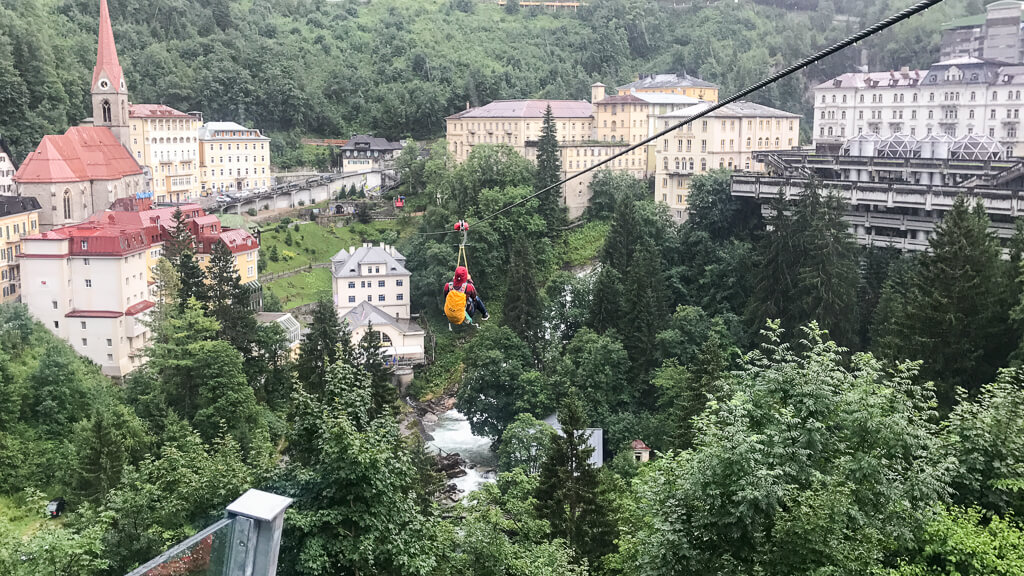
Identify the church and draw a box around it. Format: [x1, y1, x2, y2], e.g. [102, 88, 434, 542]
[14, 0, 148, 231]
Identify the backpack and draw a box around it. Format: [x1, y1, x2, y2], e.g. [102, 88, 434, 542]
[444, 283, 468, 325]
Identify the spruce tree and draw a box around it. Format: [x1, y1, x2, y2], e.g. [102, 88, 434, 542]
[534, 390, 614, 569]
[535, 105, 567, 230]
[163, 207, 193, 267]
[206, 240, 258, 352]
[297, 297, 354, 398]
[177, 247, 208, 307]
[792, 187, 860, 347]
[746, 194, 799, 334]
[601, 195, 643, 277]
[620, 240, 669, 383]
[890, 197, 1014, 409]
[358, 323, 397, 419]
[503, 236, 542, 345]
[588, 266, 623, 334]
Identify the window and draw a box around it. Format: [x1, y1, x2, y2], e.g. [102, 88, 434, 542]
[348, 281, 355, 288]
[81, 338, 88, 346]
[397, 294, 404, 301]
[80, 321, 86, 329]
[396, 279, 404, 287]
[106, 354, 113, 361]
[53, 321, 59, 329]
[52, 301, 58, 310]
[85, 279, 92, 287]
[378, 280, 386, 287]
[64, 191, 73, 221]
[102, 100, 112, 123]
[107, 339, 112, 347]
[378, 294, 385, 302]
[348, 295, 356, 303]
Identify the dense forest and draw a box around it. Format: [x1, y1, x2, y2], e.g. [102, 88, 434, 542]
[0, 0, 993, 164]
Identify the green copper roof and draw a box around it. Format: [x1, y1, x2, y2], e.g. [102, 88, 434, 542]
[942, 13, 987, 30]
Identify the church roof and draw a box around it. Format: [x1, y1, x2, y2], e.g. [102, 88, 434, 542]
[92, 0, 125, 92]
[14, 127, 142, 184]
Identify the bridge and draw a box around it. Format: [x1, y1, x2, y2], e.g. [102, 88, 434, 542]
[200, 169, 398, 216]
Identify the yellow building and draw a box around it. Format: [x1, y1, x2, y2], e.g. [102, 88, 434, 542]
[654, 102, 801, 221]
[198, 122, 272, 196]
[445, 99, 594, 162]
[618, 73, 720, 102]
[128, 105, 201, 203]
[0, 196, 41, 303]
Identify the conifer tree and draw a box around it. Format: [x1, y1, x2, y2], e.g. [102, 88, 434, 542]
[884, 197, 1014, 409]
[177, 246, 208, 307]
[588, 266, 623, 334]
[620, 240, 669, 382]
[746, 195, 799, 333]
[503, 236, 542, 346]
[206, 240, 257, 352]
[297, 297, 354, 398]
[163, 208, 193, 267]
[534, 390, 615, 569]
[358, 323, 397, 419]
[601, 195, 643, 277]
[792, 186, 860, 347]
[535, 105, 567, 230]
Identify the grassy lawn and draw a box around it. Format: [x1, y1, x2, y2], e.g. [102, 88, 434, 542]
[265, 267, 333, 310]
[0, 494, 48, 536]
[260, 221, 403, 275]
[560, 221, 610, 268]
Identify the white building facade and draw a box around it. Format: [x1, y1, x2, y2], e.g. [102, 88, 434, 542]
[331, 243, 411, 319]
[813, 59, 1024, 157]
[0, 137, 16, 195]
[20, 225, 154, 378]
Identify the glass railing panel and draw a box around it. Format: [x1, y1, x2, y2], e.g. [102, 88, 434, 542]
[124, 517, 242, 576]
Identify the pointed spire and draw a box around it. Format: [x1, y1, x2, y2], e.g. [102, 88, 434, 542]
[92, 0, 125, 93]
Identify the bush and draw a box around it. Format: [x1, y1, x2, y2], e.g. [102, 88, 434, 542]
[262, 204, 269, 211]
[247, 208, 257, 217]
[298, 200, 306, 207]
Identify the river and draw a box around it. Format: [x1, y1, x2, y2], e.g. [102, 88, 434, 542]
[425, 409, 497, 495]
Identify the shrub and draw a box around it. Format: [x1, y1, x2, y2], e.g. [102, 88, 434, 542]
[298, 200, 306, 207]
[247, 208, 257, 217]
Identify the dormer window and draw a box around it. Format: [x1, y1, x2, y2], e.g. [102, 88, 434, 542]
[81, 240, 88, 250]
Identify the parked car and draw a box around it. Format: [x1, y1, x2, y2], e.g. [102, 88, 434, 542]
[47, 497, 66, 518]
[215, 195, 230, 203]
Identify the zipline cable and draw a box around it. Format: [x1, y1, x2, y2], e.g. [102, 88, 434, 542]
[415, 0, 946, 237]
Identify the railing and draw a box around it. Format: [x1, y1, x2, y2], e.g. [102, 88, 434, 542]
[124, 489, 292, 576]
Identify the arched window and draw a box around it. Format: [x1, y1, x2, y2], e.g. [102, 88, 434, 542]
[746, 137, 752, 149]
[688, 159, 694, 171]
[663, 157, 669, 170]
[775, 138, 780, 147]
[63, 190, 71, 220]
[102, 100, 112, 123]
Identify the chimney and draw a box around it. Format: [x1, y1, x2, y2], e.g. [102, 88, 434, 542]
[591, 82, 606, 103]
[466, 101, 470, 111]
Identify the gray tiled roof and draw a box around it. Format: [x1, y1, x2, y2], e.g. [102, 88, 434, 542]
[0, 195, 41, 216]
[331, 244, 409, 278]
[342, 134, 404, 151]
[660, 101, 801, 119]
[341, 301, 424, 335]
[617, 73, 718, 91]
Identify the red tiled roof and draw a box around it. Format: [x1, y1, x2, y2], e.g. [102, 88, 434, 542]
[125, 300, 155, 316]
[631, 439, 651, 450]
[15, 127, 141, 183]
[205, 228, 258, 255]
[92, 0, 125, 92]
[129, 104, 192, 119]
[449, 100, 593, 119]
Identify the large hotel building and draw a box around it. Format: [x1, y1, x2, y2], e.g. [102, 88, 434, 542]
[446, 74, 800, 219]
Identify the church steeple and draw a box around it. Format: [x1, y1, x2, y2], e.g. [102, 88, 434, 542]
[91, 0, 130, 148]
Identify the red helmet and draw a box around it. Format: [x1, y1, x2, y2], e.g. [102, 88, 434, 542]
[454, 266, 468, 285]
